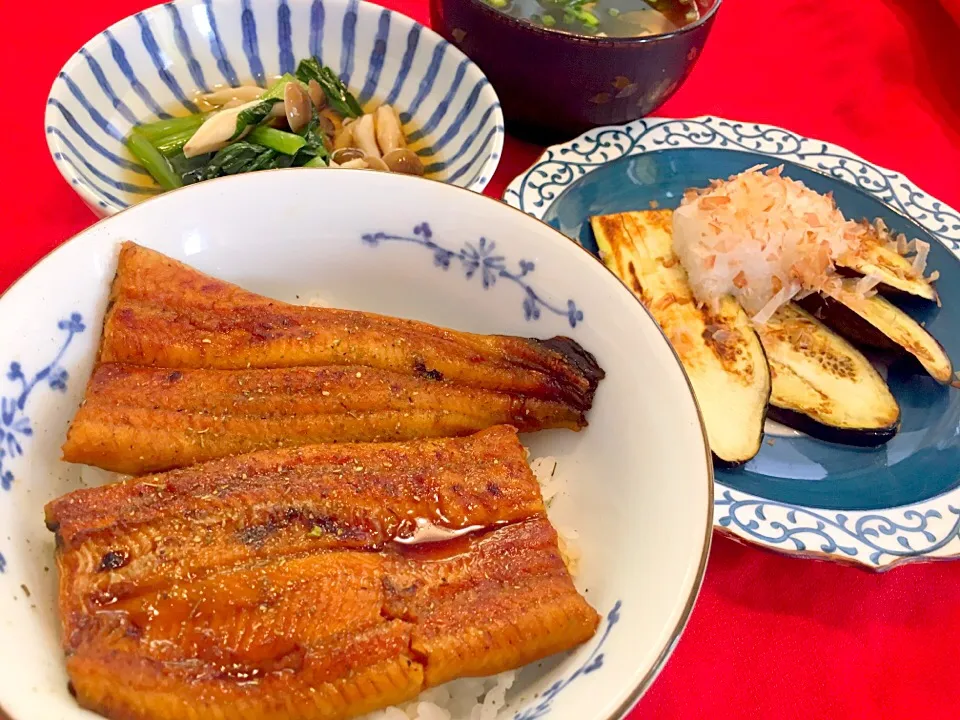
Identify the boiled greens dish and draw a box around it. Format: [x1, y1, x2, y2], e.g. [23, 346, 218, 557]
[126, 59, 424, 191]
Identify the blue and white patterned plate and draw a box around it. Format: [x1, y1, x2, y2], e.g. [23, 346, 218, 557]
[44, 0, 504, 216]
[504, 116, 960, 571]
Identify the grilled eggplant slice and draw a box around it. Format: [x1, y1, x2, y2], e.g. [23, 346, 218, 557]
[796, 293, 898, 351]
[837, 223, 938, 301]
[799, 285, 953, 384]
[756, 304, 900, 446]
[591, 210, 770, 465]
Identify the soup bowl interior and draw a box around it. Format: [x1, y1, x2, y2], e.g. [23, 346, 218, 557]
[429, 0, 720, 141]
[45, 0, 504, 216]
[0, 170, 710, 720]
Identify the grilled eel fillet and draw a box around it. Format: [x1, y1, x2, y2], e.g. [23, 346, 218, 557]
[98, 242, 604, 411]
[62, 363, 587, 475]
[46, 427, 600, 720]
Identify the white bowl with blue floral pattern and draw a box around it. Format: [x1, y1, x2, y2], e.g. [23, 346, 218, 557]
[0, 170, 711, 719]
[44, 0, 504, 216]
[504, 115, 960, 571]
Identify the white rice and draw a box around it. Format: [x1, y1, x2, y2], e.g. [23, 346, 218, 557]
[362, 672, 517, 720]
[304, 293, 329, 307]
[77, 465, 126, 488]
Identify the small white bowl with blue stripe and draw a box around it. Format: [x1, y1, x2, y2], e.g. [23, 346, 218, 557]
[45, 0, 504, 215]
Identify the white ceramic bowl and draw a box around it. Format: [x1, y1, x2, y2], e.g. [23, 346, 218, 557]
[44, 0, 504, 216]
[0, 171, 710, 720]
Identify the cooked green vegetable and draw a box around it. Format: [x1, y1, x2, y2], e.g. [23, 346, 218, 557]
[260, 73, 302, 101]
[295, 58, 363, 118]
[182, 142, 296, 183]
[247, 126, 307, 155]
[135, 114, 207, 144]
[126, 129, 182, 190]
[168, 151, 213, 183]
[230, 98, 283, 140]
[126, 56, 415, 191]
[135, 114, 209, 157]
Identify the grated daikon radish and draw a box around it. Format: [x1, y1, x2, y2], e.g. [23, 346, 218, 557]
[672, 166, 870, 321]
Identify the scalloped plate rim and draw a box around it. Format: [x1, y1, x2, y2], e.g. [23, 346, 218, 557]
[502, 114, 960, 571]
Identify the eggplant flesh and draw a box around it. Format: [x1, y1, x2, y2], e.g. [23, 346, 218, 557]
[756, 304, 900, 447]
[802, 286, 953, 384]
[591, 210, 771, 465]
[838, 224, 938, 301]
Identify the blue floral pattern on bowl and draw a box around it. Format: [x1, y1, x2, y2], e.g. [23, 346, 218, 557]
[504, 115, 960, 571]
[361, 222, 583, 327]
[0, 314, 86, 573]
[514, 601, 621, 720]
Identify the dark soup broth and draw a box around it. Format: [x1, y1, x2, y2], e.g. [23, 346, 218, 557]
[484, 0, 701, 37]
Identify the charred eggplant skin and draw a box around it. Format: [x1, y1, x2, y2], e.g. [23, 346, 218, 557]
[766, 406, 900, 447]
[796, 294, 899, 351]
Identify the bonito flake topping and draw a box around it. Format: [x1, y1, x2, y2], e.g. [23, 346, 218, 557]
[671, 166, 872, 324]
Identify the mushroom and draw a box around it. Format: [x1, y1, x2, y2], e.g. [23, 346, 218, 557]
[382, 148, 425, 176]
[352, 113, 381, 158]
[308, 79, 327, 110]
[197, 85, 264, 109]
[331, 147, 366, 165]
[338, 158, 369, 169]
[374, 105, 406, 154]
[318, 108, 343, 137]
[284, 81, 312, 134]
[333, 123, 355, 150]
[364, 156, 389, 172]
[182, 98, 262, 158]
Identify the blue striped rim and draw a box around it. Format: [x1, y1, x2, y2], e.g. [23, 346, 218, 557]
[402, 42, 447, 122]
[357, 9, 390, 105]
[104, 30, 172, 119]
[50, 130, 159, 194]
[406, 57, 469, 143]
[309, 0, 325, 60]
[78, 48, 139, 126]
[384, 24, 420, 107]
[278, 0, 295, 75]
[339, 0, 359, 85]
[447, 124, 501, 183]
[425, 78, 488, 151]
[56, 73, 124, 142]
[203, 0, 240, 86]
[424, 102, 499, 173]
[166, 4, 210, 93]
[240, 0, 266, 86]
[53, 151, 130, 208]
[135, 13, 201, 113]
[46, 103, 147, 174]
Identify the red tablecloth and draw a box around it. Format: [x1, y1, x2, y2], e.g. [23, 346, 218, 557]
[4, 1, 960, 718]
